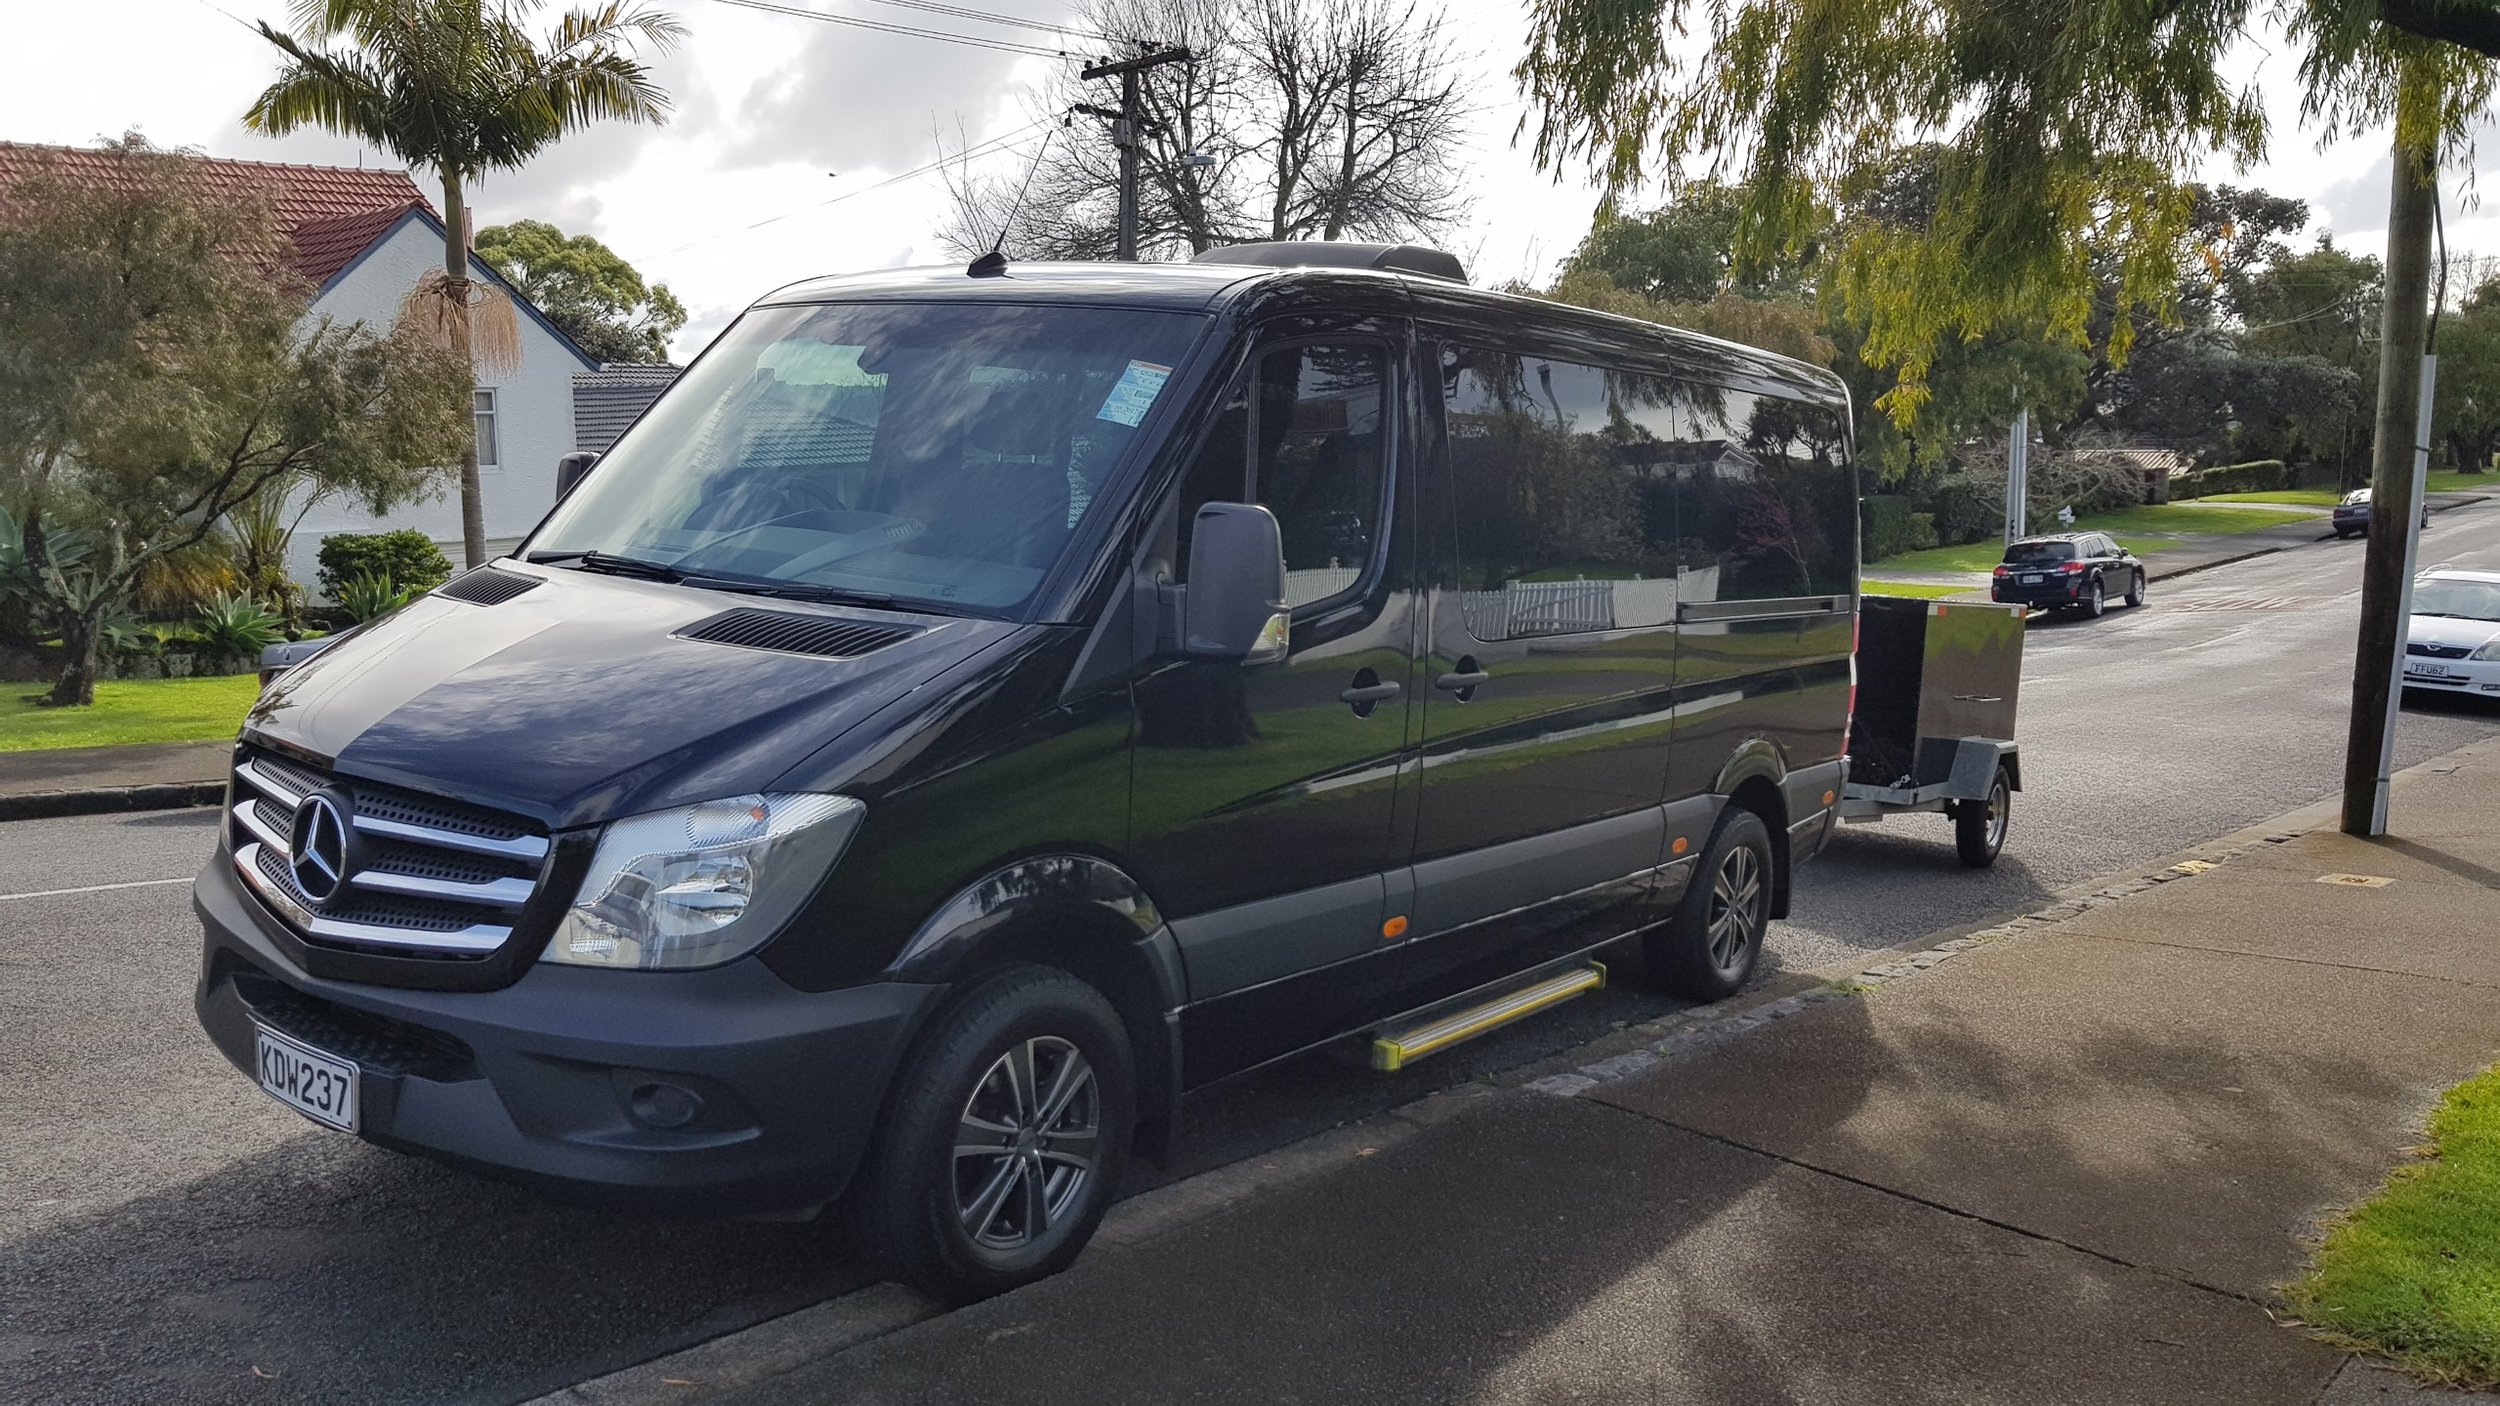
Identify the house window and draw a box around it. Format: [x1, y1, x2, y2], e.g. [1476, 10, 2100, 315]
[474, 388, 501, 467]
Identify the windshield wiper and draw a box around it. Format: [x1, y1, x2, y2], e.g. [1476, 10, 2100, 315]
[525, 549, 686, 581]
[528, 550, 925, 612]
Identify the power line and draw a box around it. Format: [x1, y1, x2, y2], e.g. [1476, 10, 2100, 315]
[654, 121, 1053, 256]
[700, 0, 1090, 57]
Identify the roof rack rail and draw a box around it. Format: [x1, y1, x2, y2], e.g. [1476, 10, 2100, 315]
[1190, 241, 1466, 283]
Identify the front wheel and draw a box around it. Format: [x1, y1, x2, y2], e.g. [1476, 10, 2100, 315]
[850, 964, 1134, 1305]
[1954, 766, 2011, 867]
[1646, 807, 1775, 1001]
[2125, 570, 2147, 608]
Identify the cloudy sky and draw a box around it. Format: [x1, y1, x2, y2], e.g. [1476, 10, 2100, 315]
[3, 0, 2492, 360]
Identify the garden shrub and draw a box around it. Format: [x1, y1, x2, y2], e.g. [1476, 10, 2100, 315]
[1861, 496, 1940, 560]
[316, 530, 453, 602]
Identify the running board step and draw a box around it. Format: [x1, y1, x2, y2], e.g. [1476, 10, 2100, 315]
[1370, 962, 1606, 1072]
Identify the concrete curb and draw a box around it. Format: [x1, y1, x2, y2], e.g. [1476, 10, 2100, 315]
[0, 780, 224, 822]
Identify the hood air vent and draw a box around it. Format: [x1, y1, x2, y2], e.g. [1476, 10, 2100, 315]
[435, 566, 543, 606]
[678, 607, 916, 659]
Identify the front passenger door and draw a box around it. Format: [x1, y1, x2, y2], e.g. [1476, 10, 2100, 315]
[1133, 335, 1422, 1083]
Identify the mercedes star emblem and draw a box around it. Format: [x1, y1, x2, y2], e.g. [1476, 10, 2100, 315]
[290, 791, 352, 905]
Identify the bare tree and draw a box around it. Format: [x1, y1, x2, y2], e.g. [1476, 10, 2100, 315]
[943, 0, 1470, 261]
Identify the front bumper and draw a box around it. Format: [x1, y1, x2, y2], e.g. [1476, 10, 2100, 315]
[2401, 656, 2500, 696]
[193, 856, 941, 1216]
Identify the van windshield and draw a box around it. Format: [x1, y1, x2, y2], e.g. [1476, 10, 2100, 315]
[530, 301, 1207, 616]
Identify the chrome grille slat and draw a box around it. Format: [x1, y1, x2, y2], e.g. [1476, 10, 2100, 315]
[347, 868, 536, 906]
[353, 813, 550, 862]
[237, 842, 509, 955]
[227, 747, 547, 961]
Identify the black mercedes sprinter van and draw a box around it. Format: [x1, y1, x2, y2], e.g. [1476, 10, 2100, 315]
[195, 242, 1858, 1301]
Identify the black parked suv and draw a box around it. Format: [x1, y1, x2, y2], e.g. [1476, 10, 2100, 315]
[1989, 533, 2146, 617]
[193, 244, 1859, 1301]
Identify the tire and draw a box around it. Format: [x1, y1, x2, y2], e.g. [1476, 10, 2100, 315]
[2083, 577, 2107, 619]
[850, 963, 1134, 1305]
[2334, 529, 2353, 540]
[1954, 766, 2011, 868]
[1646, 807, 1775, 1001]
[2125, 570, 2146, 608]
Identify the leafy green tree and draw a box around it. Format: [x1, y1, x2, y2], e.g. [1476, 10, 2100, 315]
[1559, 181, 1814, 302]
[475, 219, 685, 363]
[2434, 279, 2500, 471]
[246, 0, 683, 567]
[1515, 0, 2497, 423]
[0, 138, 470, 705]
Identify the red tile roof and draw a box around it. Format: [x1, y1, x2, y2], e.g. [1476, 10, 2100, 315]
[0, 141, 435, 286]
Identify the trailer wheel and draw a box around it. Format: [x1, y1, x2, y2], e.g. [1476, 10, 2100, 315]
[1955, 767, 2011, 868]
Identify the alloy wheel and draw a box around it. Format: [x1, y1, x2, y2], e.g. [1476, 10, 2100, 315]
[1706, 845, 1766, 971]
[952, 1036, 1099, 1254]
[1985, 778, 2010, 854]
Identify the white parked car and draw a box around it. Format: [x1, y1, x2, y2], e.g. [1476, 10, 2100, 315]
[2404, 567, 2500, 699]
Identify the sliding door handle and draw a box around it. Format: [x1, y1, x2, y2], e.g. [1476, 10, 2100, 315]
[1434, 670, 1490, 692]
[1339, 681, 1403, 704]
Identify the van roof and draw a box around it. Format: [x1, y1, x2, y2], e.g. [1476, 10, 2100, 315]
[757, 258, 1850, 411]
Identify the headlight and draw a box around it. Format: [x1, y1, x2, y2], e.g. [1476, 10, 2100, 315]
[2472, 640, 2500, 662]
[543, 793, 865, 970]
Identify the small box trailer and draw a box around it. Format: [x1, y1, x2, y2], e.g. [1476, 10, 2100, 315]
[1842, 596, 2025, 866]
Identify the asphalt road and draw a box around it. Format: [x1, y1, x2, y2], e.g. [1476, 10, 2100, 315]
[3, 502, 2495, 1406]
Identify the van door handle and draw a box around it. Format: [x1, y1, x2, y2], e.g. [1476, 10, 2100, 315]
[1434, 670, 1490, 692]
[1339, 681, 1403, 705]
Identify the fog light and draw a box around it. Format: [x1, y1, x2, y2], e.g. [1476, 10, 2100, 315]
[627, 1081, 704, 1129]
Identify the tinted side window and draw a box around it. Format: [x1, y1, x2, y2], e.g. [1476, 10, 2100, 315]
[1177, 342, 1389, 610]
[1672, 387, 1855, 603]
[1440, 346, 1681, 638]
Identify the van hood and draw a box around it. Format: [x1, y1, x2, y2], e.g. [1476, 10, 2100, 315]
[2408, 613, 2500, 654]
[243, 565, 1019, 828]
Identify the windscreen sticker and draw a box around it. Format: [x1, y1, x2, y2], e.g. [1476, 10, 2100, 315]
[1096, 361, 1172, 427]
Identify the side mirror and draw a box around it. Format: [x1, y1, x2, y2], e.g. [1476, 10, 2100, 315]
[555, 450, 600, 503]
[1178, 502, 1290, 664]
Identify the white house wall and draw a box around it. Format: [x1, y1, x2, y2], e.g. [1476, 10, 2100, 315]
[285, 217, 587, 594]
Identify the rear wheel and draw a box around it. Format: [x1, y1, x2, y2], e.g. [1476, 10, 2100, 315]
[850, 964, 1134, 1305]
[1954, 766, 2012, 868]
[2125, 570, 2146, 608]
[2083, 577, 2107, 618]
[1646, 807, 1774, 1001]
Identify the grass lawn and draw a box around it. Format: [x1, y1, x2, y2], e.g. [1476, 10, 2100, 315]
[1873, 534, 2173, 575]
[1862, 581, 1974, 599]
[2288, 1064, 2500, 1389]
[2081, 502, 2324, 534]
[0, 674, 258, 752]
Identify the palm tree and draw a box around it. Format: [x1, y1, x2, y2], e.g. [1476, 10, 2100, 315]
[246, 0, 683, 568]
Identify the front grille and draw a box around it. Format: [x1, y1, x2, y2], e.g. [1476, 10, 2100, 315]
[228, 746, 550, 960]
[2408, 641, 2474, 659]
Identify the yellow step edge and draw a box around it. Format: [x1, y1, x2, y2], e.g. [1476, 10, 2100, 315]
[1371, 962, 1606, 1072]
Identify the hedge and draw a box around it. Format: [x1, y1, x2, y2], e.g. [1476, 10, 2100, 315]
[1862, 496, 1941, 560]
[2174, 459, 2289, 499]
[316, 530, 454, 602]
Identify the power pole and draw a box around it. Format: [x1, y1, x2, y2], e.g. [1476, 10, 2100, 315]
[1080, 46, 1194, 261]
[2341, 112, 2439, 837]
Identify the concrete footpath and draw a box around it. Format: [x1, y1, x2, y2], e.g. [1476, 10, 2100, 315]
[561, 739, 2500, 1405]
[0, 738, 228, 819]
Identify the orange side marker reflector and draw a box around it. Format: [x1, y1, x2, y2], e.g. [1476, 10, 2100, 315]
[1823, 790, 1836, 806]
[1382, 915, 1408, 939]
[1671, 836, 1690, 856]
